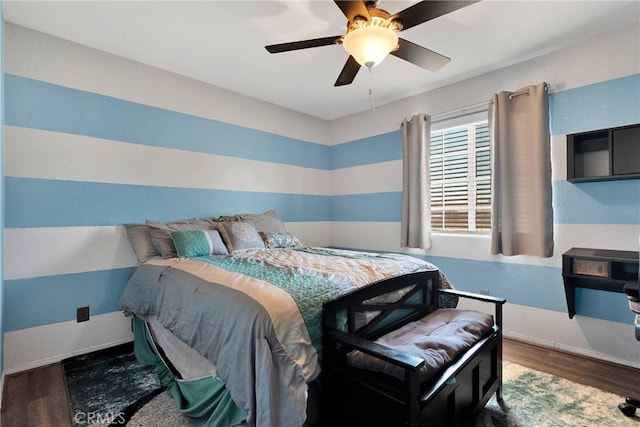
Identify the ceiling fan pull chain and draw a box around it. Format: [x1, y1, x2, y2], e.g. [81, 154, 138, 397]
[368, 67, 376, 112]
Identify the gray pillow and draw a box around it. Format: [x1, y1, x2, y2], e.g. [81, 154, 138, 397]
[218, 221, 266, 254]
[218, 210, 286, 233]
[124, 223, 161, 263]
[146, 217, 218, 258]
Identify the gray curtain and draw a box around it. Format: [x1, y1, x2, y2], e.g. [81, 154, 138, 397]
[489, 82, 554, 257]
[401, 113, 431, 249]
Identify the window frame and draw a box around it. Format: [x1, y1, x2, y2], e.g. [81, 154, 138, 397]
[429, 112, 491, 234]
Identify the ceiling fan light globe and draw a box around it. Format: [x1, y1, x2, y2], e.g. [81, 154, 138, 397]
[342, 25, 398, 68]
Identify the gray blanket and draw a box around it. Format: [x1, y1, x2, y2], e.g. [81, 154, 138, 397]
[120, 263, 309, 427]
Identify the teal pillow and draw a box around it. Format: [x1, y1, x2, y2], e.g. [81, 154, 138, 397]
[146, 217, 218, 258]
[171, 230, 228, 258]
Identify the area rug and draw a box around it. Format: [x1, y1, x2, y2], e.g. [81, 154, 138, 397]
[130, 361, 637, 427]
[66, 345, 637, 427]
[475, 362, 638, 427]
[63, 343, 164, 427]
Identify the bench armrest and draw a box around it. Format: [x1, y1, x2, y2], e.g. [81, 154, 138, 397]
[437, 288, 506, 327]
[327, 329, 425, 372]
[437, 288, 506, 305]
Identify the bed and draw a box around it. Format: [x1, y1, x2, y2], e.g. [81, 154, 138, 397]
[118, 211, 459, 427]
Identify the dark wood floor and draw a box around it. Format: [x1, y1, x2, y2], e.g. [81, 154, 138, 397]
[1, 338, 639, 427]
[503, 338, 640, 398]
[1, 362, 72, 427]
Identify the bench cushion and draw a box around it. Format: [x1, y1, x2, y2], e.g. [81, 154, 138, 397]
[346, 308, 494, 382]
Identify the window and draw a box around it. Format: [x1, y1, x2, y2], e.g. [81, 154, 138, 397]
[429, 120, 491, 232]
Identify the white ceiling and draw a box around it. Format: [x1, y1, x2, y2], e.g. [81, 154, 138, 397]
[2, 1, 639, 120]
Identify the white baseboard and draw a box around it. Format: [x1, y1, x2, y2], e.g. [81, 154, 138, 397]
[4, 311, 134, 375]
[5, 337, 134, 376]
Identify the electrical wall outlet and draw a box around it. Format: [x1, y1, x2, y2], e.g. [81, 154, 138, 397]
[479, 289, 490, 295]
[77, 306, 90, 322]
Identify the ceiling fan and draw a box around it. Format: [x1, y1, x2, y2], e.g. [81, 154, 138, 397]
[265, 0, 479, 87]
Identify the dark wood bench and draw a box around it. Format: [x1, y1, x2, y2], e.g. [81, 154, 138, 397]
[322, 270, 506, 427]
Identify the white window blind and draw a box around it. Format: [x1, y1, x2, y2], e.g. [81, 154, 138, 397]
[429, 120, 491, 232]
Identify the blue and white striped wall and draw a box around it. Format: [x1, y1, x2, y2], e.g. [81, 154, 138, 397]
[3, 22, 640, 372]
[330, 74, 640, 322]
[3, 23, 335, 373]
[0, 6, 6, 388]
[4, 72, 333, 325]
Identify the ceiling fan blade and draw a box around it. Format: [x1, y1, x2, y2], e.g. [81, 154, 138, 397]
[265, 36, 342, 54]
[391, 38, 450, 71]
[334, 55, 361, 87]
[391, 1, 479, 31]
[334, 0, 370, 23]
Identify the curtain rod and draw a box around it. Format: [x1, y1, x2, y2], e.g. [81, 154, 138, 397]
[416, 82, 550, 123]
[508, 83, 549, 101]
[508, 89, 529, 101]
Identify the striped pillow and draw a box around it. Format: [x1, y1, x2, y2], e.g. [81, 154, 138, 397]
[171, 230, 229, 258]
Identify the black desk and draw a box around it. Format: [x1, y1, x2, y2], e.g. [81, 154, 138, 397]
[562, 248, 639, 319]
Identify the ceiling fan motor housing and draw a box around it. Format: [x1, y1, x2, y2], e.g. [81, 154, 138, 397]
[347, 5, 403, 32]
[264, 0, 478, 86]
